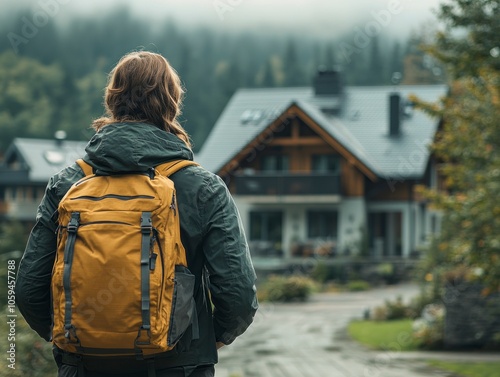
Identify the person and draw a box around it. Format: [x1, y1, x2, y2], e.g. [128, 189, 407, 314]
[15, 51, 259, 377]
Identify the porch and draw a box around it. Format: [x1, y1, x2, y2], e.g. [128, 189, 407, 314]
[235, 198, 432, 267]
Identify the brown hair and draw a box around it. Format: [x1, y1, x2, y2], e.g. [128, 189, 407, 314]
[92, 51, 191, 148]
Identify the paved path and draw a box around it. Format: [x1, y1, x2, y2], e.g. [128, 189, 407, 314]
[215, 284, 498, 377]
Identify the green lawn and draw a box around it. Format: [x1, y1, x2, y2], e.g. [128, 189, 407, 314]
[428, 360, 500, 377]
[347, 319, 421, 351]
[348, 321, 500, 376]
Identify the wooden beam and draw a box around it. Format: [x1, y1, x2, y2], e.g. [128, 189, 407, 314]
[269, 138, 325, 146]
[291, 119, 299, 139]
[292, 106, 377, 182]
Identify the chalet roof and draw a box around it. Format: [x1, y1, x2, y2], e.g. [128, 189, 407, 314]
[3, 138, 87, 183]
[196, 85, 447, 179]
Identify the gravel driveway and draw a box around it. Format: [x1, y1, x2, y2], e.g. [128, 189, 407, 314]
[215, 283, 451, 377]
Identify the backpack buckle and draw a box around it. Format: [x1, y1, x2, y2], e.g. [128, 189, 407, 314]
[135, 325, 152, 346]
[64, 324, 80, 344]
[147, 168, 156, 179]
[140, 213, 152, 234]
[67, 212, 80, 233]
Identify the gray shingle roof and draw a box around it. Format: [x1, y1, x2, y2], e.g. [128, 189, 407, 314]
[196, 85, 447, 179]
[5, 138, 87, 183]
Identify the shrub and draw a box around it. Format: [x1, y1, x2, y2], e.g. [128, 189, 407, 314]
[371, 305, 389, 321]
[310, 262, 330, 283]
[347, 280, 370, 292]
[386, 296, 407, 319]
[407, 289, 439, 319]
[310, 262, 347, 283]
[412, 303, 445, 349]
[385, 296, 410, 320]
[376, 263, 393, 278]
[261, 275, 316, 302]
[372, 295, 411, 321]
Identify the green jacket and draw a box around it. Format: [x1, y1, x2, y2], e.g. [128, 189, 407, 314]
[15, 123, 258, 369]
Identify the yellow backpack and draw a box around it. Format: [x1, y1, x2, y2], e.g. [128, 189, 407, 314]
[51, 159, 198, 357]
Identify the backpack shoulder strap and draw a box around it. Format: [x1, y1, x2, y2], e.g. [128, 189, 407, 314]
[156, 160, 199, 177]
[76, 159, 94, 177]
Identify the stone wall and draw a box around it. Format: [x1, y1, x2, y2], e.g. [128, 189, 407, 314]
[443, 282, 500, 348]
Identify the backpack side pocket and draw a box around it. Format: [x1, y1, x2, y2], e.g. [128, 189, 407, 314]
[167, 265, 196, 346]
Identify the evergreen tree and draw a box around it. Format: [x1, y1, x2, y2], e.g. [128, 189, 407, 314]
[389, 41, 403, 80]
[427, 0, 500, 77]
[324, 43, 337, 69]
[283, 40, 304, 86]
[368, 36, 383, 85]
[0, 52, 65, 150]
[402, 32, 443, 85]
[0, 4, 437, 154]
[261, 58, 276, 87]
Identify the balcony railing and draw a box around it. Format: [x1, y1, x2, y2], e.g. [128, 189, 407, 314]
[0, 201, 39, 221]
[0, 168, 30, 185]
[232, 173, 341, 196]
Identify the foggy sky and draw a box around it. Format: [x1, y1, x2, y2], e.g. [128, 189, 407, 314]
[8, 0, 442, 39]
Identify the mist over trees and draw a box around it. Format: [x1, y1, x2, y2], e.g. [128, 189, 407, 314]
[0, 6, 443, 153]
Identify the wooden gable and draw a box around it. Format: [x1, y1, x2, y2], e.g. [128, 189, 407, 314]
[218, 104, 377, 197]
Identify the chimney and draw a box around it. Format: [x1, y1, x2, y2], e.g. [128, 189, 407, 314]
[389, 93, 401, 137]
[314, 68, 343, 96]
[54, 130, 67, 147]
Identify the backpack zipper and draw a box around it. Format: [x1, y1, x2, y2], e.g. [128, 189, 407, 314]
[79, 220, 133, 227]
[70, 194, 155, 201]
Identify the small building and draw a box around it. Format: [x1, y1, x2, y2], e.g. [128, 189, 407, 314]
[196, 70, 447, 268]
[0, 134, 86, 223]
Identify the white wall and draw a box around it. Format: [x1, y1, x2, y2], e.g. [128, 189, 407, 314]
[235, 195, 435, 259]
[233, 197, 252, 234]
[233, 196, 341, 258]
[282, 207, 306, 258]
[338, 198, 367, 255]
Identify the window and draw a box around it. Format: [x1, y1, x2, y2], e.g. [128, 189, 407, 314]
[311, 155, 340, 173]
[249, 211, 283, 257]
[250, 211, 283, 242]
[261, 155, 289, 172]
[307, 211, 338, 239]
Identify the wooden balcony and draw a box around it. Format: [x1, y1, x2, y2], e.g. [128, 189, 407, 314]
[232, 173, 341, 196]
[0, 201, 39, 221]
[0, 168, 30, 185]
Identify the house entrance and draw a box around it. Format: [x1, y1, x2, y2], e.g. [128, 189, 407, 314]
[368, 211, 402, 258]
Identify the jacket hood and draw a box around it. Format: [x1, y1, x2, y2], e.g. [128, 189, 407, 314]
[84, 123, 193, 174]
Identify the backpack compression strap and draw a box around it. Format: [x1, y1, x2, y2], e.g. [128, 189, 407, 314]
[76, 159, 94, 176]
[156, 160, 199, 177]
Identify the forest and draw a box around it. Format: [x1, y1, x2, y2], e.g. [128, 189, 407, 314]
[0, 5, 443, 154]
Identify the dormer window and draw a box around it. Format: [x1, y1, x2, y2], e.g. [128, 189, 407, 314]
[44, 150, 65, 165]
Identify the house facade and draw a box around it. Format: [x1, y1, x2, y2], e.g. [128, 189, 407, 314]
[196, 71, 447, 267]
